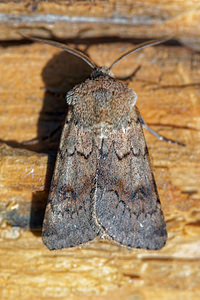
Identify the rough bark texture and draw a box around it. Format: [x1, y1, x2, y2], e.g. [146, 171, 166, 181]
[0, 1, 200, 299]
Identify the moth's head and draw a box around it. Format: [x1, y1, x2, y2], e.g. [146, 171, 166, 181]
[91, 67, 114, 79]
[22, 35, 168, 83]
[22, 35, 167, 129]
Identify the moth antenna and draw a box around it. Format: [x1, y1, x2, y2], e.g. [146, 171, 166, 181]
[109, 38, 171, 70]
[21, 34, 97, 69]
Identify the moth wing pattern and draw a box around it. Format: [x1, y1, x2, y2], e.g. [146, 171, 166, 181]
[95, 107, 167, 250]
[23, 36, 171, 250]
[42, 118, 98, 250]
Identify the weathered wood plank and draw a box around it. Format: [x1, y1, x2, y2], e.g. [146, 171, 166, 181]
[0, 0, 200, 49]
[0, 39, 200, 299]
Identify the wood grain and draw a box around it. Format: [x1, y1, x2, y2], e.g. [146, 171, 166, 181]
[1, 0, 200, 50]
[0, 39, 200, 299]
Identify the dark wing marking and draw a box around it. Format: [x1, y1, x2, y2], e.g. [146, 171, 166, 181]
[42, 121, 98, 250]
[95, 107, 167, 250]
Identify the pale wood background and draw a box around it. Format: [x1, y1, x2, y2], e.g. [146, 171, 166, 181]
[0, 1, 200, 299]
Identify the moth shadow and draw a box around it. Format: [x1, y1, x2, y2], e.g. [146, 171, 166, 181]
[28, 50, 92, 235]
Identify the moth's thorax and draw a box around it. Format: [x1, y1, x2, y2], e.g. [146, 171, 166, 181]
[66, 69, 137, 134]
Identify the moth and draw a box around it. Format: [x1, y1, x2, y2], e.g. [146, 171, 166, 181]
[27, 37, 174, 250]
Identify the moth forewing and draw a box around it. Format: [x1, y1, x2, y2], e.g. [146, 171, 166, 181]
[42, 68, 167, 250]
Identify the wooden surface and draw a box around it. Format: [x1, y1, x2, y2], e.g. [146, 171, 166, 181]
[0, 1, 200, 298]
[1, 0, 200, 50]
[0, 37, 200, 299]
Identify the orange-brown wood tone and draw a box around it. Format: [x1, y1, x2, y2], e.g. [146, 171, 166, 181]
[0, 1, 200, 299]
[0, 0, 200, 50]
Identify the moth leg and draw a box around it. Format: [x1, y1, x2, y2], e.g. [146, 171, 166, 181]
[117, 65, 141, 82]
[44, 87, 67, 99]
[140, 116, 185, 146]
[23, 88, 68, 145]
[22, 123, 62, 145]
